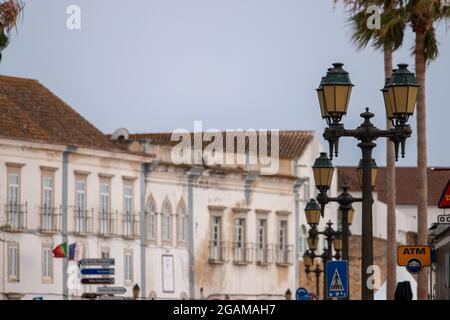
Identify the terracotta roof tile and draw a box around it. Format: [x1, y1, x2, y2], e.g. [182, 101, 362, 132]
[337, 166, 450, 206]
[128, 130, 314, 159]
[0, 75, 125, 151]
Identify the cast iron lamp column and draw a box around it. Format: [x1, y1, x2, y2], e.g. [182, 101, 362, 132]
[315, 63, 418, 300]
[303, 251, 323, 297]
[304, 200, 342, 299]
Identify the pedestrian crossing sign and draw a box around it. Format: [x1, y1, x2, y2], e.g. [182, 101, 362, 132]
[326, 260, 349, 299]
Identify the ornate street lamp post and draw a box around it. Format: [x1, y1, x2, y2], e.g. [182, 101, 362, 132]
[315, 63, 418, 300]
[303, 199, 342, 299]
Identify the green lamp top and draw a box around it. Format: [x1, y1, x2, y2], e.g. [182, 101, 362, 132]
[321, 63, 354, 86]
[305, 199, 321, 211]
[389, 64, 418, 87]
[313, 152, 334, 168]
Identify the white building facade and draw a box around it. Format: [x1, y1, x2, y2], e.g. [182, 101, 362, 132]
[0, 75, 337, 300]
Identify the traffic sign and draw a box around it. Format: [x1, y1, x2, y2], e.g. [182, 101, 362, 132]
[81, 268, 115, 275]
[309, 293, 319, 300]
[326, 260, 349, 299]
[438, 179, 450, 209]
[405, 258, 422, 274]
[295, 287, 309, 300]
[97, 286, 127, 295]
[437, 215, 450, 224]
[79, 258, 115, 266]
[81, 278, 115, 285]
[397, 245, 431, 268]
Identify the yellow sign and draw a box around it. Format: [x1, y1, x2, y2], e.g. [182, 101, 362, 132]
[397, 246, 431, 266]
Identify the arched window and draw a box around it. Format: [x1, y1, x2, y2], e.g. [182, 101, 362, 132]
[146, 197, 157, 242]
[161, 199, 172, 243]
[299, 225, 308, 258]
[177, 200, 188, 245]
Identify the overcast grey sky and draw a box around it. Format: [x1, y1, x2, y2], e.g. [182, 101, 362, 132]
[1, 0, 449, 167]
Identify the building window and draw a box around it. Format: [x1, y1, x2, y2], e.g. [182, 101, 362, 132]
[209, 215, 224, 262]
[276, 220, 292, 265]
[233, 218, 247, 263]
[124, 249, 133, 285]
[6, 167, 25, 231]
[99, 181, 113, 236]
[124, 185, 133, 215]
[100, 183, 110, 213]
[146, 198, 157, 242]
[161, 200, 172, 243]
[123, 182, 136, 238]
[7, 243, 19, 282]
[42, 176, 53, 210]
[7, 172, 20, 205]
[41, 173, 56, 232]
[256, 218, 269, 264]
[75, 178, 88, 234]
[177, 201, 188, 245]
[297, 178, 310, 201]
[101, 247, 110, 259]
[279, 221, 287, 249]
[42, 245, 53, 282]
[75, 180, 86, 211]
[299, 224, 308, 258]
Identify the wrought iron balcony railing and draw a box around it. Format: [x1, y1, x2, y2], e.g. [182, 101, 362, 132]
[98, 211, 118, 237]
[73, 208, 93, 235]
[122, 213, 139, 239]
[255, 243, 274, 266]
[276, 245, 293, 266]
[40, 205, 61, 233]
[232, 242, 253, 265]
[4, 202, 27, 232]
[208, 240, 228, 263]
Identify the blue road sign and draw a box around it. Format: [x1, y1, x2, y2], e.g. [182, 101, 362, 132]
[296, 287, 309, 300]
[81, 268, 115, 275]
[326, 260, 349, 299]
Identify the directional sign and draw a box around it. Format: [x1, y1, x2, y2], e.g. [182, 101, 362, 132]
[295, 287, 309, 300]
[326, 260, 349, 299]
[81, 278, 115, 285]
[438, 180, 450, 209]
[397, 246, 431, 268]
[437, 215, 450, 224]
[79, 258, 115, 266]
[81, 268, 115, 275]
[97, 286, 127, 295]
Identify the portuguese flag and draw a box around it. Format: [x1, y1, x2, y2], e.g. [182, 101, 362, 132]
[52, 242, 67, 258]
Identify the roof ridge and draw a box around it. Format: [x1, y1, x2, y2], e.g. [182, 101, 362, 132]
[0, 74, 39, 82]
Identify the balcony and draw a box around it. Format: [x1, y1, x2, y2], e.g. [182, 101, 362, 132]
[98, 211, 118, 237]
[232, 242, 253, 265]
[276, 245, 293, 266]
[3, 203, 27, 232]
[40, 206, 61, 234]
[208, 241, 228, 264]
[122, 213, 139, 239]
[255, 244, 273, 266]
[73, 209, 93, 236]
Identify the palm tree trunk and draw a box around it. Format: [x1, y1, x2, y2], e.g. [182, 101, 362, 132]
[415, 30, 429, 301]
[384, 48, 396, 301]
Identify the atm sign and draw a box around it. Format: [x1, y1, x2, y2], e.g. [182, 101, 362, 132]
[397, 246, 431, 267]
